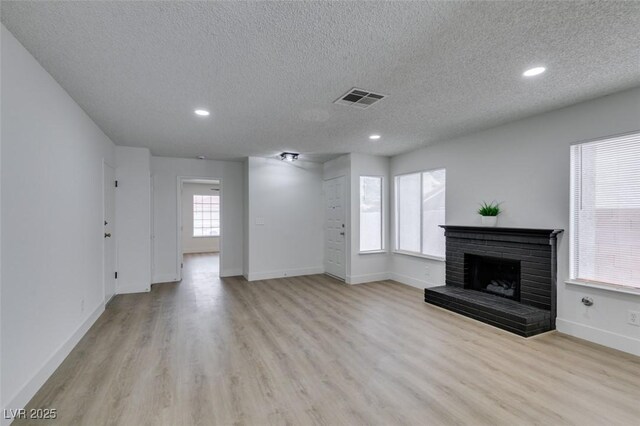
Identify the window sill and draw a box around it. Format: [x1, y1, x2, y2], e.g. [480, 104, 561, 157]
[393, 250, 445, 262]
[192, 235, 220, 239]
[359, 250, 388, 255]
[565, 279, 640, 296]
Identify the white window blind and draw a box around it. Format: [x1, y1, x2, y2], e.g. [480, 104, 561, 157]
[570, 132, 640, 289]
[193, 194, 220, 237]
[422, 169, 446, 258]
[395, 169, 446, 258]
[359, 176, 383, 252]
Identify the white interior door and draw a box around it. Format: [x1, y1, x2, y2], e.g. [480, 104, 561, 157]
[103, 163, 116, 303]
[324, 176, 346, 280]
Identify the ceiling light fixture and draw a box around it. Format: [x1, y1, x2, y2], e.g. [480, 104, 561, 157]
[369, 134, 381, 140]
[194, 109, 210, 116]
[523, 66, 546, 77]
[280, 152, 299, 162]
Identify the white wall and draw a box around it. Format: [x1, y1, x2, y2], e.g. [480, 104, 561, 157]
[245, 157, 324, 280]
[390, 87, 640, 356]
[0, 35, 3, 412]
[115, 146, 151, 294]
[323, 154, 351, 182]
[181, 182, 220, 254]
[1, 25, 115, 420]
[151, 157, 243, 281]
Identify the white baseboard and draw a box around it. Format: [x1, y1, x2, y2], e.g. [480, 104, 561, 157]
[346, 272, 390, 285]
[116, 286, 151, 295]
[556, 318, 640, 357]
[104, 293, 116, 307]
[389, 272, 439, 289]
[2, 303, 105, 426]
[182, 249, 219, 254]
[152, 274, 180, 284]
[220, 268, 243, 277]
[247, 266, 324, 281]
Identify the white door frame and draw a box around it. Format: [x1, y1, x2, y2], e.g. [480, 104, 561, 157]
[176, 176, 223, 280]
[150, 174, 154, 283]
[102, 159, 117, 305]
[324, 175, 347, 280]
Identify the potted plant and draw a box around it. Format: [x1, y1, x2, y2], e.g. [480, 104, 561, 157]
[478, 201, 501, 226]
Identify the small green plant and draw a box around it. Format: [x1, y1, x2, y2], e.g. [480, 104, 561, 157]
[477, 201, 501, 217]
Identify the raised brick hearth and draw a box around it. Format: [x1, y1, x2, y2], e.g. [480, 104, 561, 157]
[424, 226, 563, 337]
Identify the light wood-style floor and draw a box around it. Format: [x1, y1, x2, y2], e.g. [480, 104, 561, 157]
[19, 253, 640, 425]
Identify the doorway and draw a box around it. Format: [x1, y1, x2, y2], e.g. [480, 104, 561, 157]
[324, 176, 346, 280]
[103, 161, 116, 303]
[178, 178, 222, 278]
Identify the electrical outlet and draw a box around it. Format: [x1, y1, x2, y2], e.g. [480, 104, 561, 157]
[628, 310, 640, 326]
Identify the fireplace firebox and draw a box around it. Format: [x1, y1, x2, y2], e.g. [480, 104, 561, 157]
[466, 254, 520, 301]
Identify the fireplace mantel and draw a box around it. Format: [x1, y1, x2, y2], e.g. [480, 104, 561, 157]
[440, 225, 563, 244]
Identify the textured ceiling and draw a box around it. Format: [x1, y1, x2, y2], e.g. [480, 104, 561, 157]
[2, 1, 639, 161]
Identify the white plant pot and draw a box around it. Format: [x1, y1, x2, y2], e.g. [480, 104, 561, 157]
[481, 216, 498, 227]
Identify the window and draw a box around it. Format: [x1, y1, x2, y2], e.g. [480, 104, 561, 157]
[193, 194, 220, 237]
[570, 132, 640, 289]
[360, 176, 383, 251]
[395, 169, 446, 258]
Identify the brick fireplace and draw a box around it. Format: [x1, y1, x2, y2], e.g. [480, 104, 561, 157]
[424, 226, 563, 337]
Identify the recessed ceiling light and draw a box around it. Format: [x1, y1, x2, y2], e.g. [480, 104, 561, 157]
[369, 134, 381, 140]
[523, 66, 546, 77]
[194, 109, 210, 116]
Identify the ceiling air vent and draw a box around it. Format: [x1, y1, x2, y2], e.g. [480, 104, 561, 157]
[334, 88, 386, 109]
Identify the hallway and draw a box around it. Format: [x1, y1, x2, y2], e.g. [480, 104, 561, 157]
[181, 252, 220, 281]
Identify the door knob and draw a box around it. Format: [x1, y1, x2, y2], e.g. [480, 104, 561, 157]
[104, 233, 112, 238]
[340, 232, 345, 236]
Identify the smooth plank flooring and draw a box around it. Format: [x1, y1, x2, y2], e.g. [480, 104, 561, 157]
[18, 253, 640, 425]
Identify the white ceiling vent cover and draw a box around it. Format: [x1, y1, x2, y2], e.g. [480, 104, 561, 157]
[334, 88, 386, 109]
